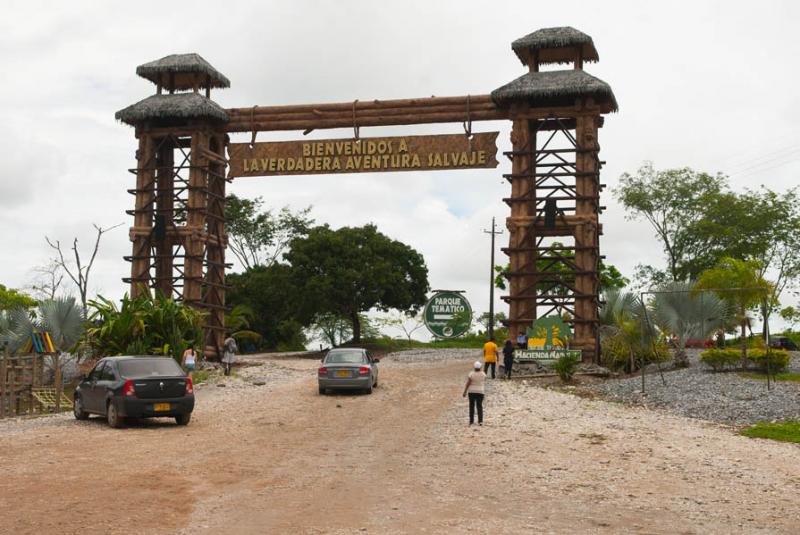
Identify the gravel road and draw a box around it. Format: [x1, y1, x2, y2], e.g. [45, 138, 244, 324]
[1, 349, 798, 534]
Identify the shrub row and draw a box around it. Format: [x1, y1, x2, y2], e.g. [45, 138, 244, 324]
[700, 348, 790, 372]
[749, 348, 790, 372]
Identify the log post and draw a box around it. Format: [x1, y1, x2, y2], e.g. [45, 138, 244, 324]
[183, 131, 208, 305]
[154, 140, 176, 297]
[0, 352, 6, 418]
[54, 354, 63, 414]
[9, 356, 17, 416]
[202, 133, 228, 359]
[573, 110, 601, 361]
[130, 134, 157, 297]
[505, 116, 536, 339]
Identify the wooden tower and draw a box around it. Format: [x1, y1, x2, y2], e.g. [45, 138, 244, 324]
[491, 27, 618, 361]
[116, 54, 230, 359]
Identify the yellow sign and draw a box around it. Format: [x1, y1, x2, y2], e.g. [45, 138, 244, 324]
[228, 132, 499, 177]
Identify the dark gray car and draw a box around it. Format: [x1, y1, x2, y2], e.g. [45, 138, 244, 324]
[73, 356, 194, 428]
[318, 348, 379, 395]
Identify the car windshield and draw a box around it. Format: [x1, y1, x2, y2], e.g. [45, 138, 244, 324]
[325, 351, 367, 364]
[118, 358, 183, 378]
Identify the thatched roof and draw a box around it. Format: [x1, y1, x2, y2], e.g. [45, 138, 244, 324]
[136, 53, 230, 90]
[512, 27, 598, 66]
[491, 70, 617, 111]
[115, 93, 229, 126]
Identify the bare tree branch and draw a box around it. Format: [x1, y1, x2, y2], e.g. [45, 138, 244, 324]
[46, 222, 123, 316]
[27, 259, 66, 301]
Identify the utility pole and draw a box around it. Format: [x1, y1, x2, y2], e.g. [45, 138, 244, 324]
[483, 217, 503, 339]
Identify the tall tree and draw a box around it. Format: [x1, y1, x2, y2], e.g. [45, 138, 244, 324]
[614, 162, 727, 282]
[27, 259, 65, 301]
[46, 223, 122, 318]
[779, 306, 800, 332]
[687, 187, 800, 334]
[378, 310, 426, 346]
[285, 224, 429, 342]
[226, 264, 308, 350]
[0, 284, 37, 311]
[477, 311, 507, 335]
[695, 257, 769, 360]
[225, 194, 313, 270]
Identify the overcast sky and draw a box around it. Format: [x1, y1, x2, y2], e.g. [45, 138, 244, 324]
[1, 0, 798, 333]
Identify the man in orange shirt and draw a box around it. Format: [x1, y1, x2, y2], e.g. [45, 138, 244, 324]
[482, 337, 498, 379]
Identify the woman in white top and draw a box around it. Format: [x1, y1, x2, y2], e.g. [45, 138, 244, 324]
[182, 344, 197, 381]
[462, 361, 487, 425]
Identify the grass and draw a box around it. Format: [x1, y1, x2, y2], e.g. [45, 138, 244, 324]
[739, 372, 800, 383]
[740, 421, 800, 443]
[191, 369, 218, 384]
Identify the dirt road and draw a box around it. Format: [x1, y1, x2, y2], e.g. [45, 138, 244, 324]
[1, 353, 798, 534]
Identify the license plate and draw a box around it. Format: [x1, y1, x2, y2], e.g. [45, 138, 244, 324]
[153, 403, 170, 412]
[336, 370, 349, 377]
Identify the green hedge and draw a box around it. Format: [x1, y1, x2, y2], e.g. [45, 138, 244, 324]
[748, 348, 790, 372]
[701, 347, 790, 372]
[700, 348, 742, 371]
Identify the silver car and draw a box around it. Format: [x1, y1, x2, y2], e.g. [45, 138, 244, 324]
[318, 348, 379, 395]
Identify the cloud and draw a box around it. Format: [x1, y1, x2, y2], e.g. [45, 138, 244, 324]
[0, 0, 798, 328]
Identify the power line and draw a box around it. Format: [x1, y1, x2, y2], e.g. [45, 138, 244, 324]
[726, 147, 800, 175]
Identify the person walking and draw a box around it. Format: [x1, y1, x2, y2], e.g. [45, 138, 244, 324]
[462, 361, 486, 425]
[482, 337, 498, 379]
[502, 339, 514, 379]
[222, 335, 238, 376]
[181, 344, 198, 381]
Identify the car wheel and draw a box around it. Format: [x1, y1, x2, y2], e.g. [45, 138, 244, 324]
[318, 386, 326, 395]
[365, 383, 373, 395]
[73, 396, 89, 420]
[175, 413, 191, 426]
[106, 401, 124, 429]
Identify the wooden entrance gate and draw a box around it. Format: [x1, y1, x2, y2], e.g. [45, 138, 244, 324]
[116, 27, 617, 361]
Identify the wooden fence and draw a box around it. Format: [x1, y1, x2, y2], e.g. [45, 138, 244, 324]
[0, 353, 61, 418]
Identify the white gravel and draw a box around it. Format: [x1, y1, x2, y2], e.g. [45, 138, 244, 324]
[587, 349, 800, 425]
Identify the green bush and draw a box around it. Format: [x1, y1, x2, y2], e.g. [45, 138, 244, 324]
[748, 348, 790, 372]
[86, 292, 205, 362]
[700, 348, 742, 371]
[600, 332, 669, 373]
[232, 330, 263, 353]
[552, 353, 580, 382]
[779, 331, 800, 348]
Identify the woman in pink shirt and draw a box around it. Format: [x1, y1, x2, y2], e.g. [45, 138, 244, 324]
[462, 361, 486, 425]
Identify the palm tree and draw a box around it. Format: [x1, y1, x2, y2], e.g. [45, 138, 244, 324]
[599, 289, 638, 326]
[599, 290, 659, 372]
[652, 281, 729, 367]
[40, 297, 84, 351]
[0, 307, 36, 353]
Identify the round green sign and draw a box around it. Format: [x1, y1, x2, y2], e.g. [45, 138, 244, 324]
[423, 291, 472, 339]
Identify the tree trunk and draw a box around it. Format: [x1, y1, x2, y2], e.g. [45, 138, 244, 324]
[741, 304, 748, 363]
[351, 311, 361, 343]
[674, 347, 688, 368]
[54, 353, 62, 413]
